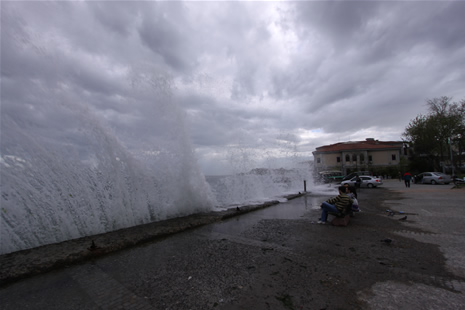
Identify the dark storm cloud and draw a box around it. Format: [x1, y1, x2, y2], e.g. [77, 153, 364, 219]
[180, 91, 281, 149]
[2, 1, 465, 175]
[293, 1, 465, 56]
[293, 1, 380, 47]
[139, 20, 186, 70]
[267, 1, 465, 133]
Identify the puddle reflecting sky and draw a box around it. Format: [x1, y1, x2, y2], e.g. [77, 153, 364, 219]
[199, 194, 328, 236]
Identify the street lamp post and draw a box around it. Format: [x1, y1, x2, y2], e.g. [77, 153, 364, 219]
[449, 137, 455, 176]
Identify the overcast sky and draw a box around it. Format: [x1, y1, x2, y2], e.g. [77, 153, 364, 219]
[2, 1, 465, 175]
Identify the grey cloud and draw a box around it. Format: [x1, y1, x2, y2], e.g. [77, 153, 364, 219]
[137, 2, 196, 72]
[180, 92, 281, 148]
[293, 1, 380, 47]
[292, 1, 465, 62]
[390, 2, 465, 50]
[231, 66, 256, 101]
[2, 1, 465, 176]
[267, 1, 465, 124]
[91, 1, 141, 37]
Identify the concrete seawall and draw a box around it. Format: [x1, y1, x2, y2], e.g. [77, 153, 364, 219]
[0, 193, 304, 285]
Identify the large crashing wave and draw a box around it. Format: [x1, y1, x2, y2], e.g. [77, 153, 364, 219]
[0, 101, 215, 255]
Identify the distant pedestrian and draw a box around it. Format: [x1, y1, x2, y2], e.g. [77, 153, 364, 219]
[398, 171, 402, 182]
[404, 172, 412, 188]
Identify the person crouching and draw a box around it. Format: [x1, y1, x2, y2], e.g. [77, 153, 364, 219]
[318, 185, 353, 224]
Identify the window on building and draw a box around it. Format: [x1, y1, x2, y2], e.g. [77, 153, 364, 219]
[360, 154, 365, 163]
[392, 154, 396, 161]
[337, 157, 341, 163]
[352, 154, 357, 162]
[368, 155, 373, 162]
[345, 154, 350, 162]
[317, 157, 321, 164]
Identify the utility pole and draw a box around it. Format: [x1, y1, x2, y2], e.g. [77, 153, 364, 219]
[449, 137, 455, 176]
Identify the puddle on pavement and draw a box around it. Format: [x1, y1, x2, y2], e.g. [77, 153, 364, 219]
[199, 194, 328, 237]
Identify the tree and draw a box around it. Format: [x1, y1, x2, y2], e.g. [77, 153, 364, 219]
[403, 97, 465, 172]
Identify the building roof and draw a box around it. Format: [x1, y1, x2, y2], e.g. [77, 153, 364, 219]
[314, 139, 403, 153]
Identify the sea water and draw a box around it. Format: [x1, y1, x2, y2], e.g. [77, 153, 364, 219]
[206, 169, 339, 208]
[206, 168, 309, 208]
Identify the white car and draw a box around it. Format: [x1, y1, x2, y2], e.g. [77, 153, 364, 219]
[414, 172, 452, 185]
[341, 175, 383, 188]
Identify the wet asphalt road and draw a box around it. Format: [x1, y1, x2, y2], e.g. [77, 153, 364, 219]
[0, 193, 326, 310]
[1, 180, 465, 309]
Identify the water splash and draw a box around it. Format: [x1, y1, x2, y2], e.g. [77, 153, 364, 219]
[0, 100, 214, 255]
[206, 168, 305, 207]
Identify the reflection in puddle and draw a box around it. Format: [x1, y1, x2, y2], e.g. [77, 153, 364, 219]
[199, 194, 329, 237]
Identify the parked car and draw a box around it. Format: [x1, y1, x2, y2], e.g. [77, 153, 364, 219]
[342, 171, 371, 181]
[413, 172, 452, 185]
[318, 171, 344, 183]
[341, 175, 383, 188]
[453, 176, 465, 185]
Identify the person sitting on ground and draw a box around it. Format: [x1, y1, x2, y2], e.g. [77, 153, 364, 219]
[318, 185, 353, 224]
[342, 184, 360, 214]
[346, 186, 360, 213]
[344, 183, 358, 199]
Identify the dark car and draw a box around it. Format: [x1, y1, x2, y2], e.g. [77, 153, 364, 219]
[342, 171, 371, 181]
[318, 171, 344, 183]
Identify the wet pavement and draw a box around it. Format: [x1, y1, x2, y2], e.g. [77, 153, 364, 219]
[359, 180, 465, 309]
[1, 180, 465, 309]
[0, 194, 325, 310]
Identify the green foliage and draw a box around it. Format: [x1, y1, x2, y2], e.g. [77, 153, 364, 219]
[403, 97, 465, 171]
[407, 154, 435, 173]
[371, 166, 398, 178]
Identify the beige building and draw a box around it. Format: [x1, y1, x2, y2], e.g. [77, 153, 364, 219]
[313, 138, 409, 175]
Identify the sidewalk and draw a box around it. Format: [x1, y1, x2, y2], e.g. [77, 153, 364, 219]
[358, 179, 465, 309]
[1, 180, 464, 309]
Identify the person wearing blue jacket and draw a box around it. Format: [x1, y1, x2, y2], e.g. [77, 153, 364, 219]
[404, 173, 412, 188]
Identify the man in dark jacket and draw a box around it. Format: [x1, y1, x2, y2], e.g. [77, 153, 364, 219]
[404, 173, 412, 188]
[318, 186, 353, 224]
